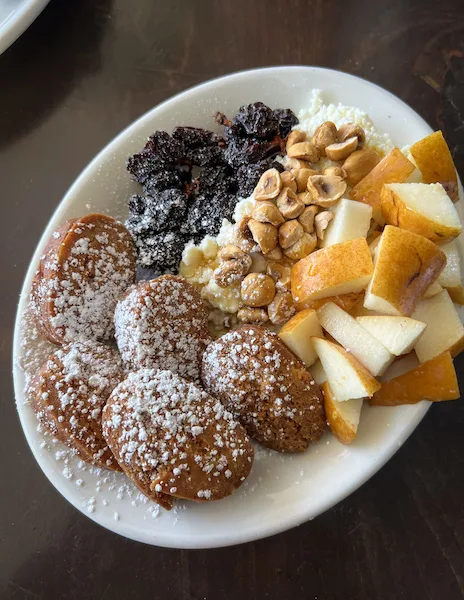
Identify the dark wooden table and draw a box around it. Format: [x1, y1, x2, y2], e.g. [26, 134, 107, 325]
[1, 1, 464, 598]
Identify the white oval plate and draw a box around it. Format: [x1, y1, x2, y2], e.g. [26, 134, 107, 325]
[0, 0, 50, 55]
[13, 66, 461, 549]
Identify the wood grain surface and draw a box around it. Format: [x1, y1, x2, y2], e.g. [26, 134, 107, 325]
[1, 1, 463, 599]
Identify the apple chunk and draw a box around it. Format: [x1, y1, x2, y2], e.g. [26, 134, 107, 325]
[312, 337, 380, 401]
[321, 198, 372, 247]
[317, 302, 394, 375]
[322, 382, 363, 444]
[350, 148, 415, 224]
[412, 290, 464, 362]
[363, 226, 446, 316]
[278, 309, 322, 367]
[381, 182, 461, 242]
[291, 237, 373, 304]
[356, 315, 426, 355]
[370, 352, 459, 405]
[409, 131, 457, 185]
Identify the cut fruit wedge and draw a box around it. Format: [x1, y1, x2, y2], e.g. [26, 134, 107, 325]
[295, 291, 364, 313]
[447, 285, 464, 305]
[409, 131, 457, 185]
[356, 316, 427, 356]
[322, 382, 363, 444]
[291, 237, 373, 303]
[310, 359, 326, 385]
[317, 302, 394, 376]
[312, 337, 381, 401]
[381, 182, 461, 242]
[412, 290, 464, 362]
[363, 226, 446, 316]
[423, 281, 443, 298]
[321, 198, 372, 247]
[278, 308, 322, 368]
[438, 240, 461, 288]
[349, 148, 415, 224]
[370, 352, 460, 405]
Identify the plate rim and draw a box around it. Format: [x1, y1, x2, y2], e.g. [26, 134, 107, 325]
[0, 0, 50, 55]
[12, 65, 439, 548]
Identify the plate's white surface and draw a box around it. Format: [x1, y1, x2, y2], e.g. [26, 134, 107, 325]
[14, 66, 456, 549]
[0, 0, 49, 55]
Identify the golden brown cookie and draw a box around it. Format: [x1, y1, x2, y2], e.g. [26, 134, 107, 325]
[102, 369, 254, 510]
[114, 275, 211, 383]
[27, 340, 125, 470]
[31, 214, 136, 345]
[201, 325, 326, 452]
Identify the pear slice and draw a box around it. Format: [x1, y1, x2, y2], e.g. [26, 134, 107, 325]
[317, 302, 394, 376]
[409, 131, 457, 185]
[322, 382, 363, 444]
[321, 198, 372, 247]
[370, 352, 459, 405]
[278, 308, 322, 368]
[312, 337, 380, 401]
[412, 290, 464, 362]
[356, 315, 426, 356]
[363, 226, 446, 316]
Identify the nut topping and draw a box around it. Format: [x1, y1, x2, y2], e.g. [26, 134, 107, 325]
[338, 122, 366, 145]
[213, 259, 251, 288]
[267, 262, 291, 291]
[248, 219, 278, 254]
[286, 130, 306, 151]
[241, 273, 276, 307]
[283, 232, 317, 260]
[298, 205, 318, 233]
[217, 244, 247, 262]
[282, 157, 312, 170]
[237, 307, 269, 324]
[265, 245, 284, 261]
[314, 211, 334, 241]
[276, 187, 305, 219]
[312, 121, 338, 155]
[279, 220, 304, 249]
[267, 291, 295, 325]
[252, 201, 285, 227]
[253, 168, 282, 201]
[323, 165, 345, 178]
[280, 170, 298, 192]
[325, 136, 358, 161]
[291, 168, 318, 192]
[233, 216, 256, 252]
[342, 148, 380, 186]
[287, 141, 319, 163]
[307, 174, 347, 208]
[297, 191, 314, 206]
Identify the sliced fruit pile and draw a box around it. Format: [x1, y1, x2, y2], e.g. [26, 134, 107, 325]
[277, 130, 462, 444]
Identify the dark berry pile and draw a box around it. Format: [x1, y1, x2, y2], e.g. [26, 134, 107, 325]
[126, 102, 298, 273]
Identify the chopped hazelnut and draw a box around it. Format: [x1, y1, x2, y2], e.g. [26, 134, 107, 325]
[298, 205, 318, 233]
[307, 174, 347, 208]
[342, 148, 381, 186]
[282, 157, 312, 170]
[287, 141, 319, 163]
[237, 307, 269, 324]
[276, 187, 305, 219]
[279, 220, 304, 249]
[280, 170, 298, 192]
[297, 191, 314, 206]
[253, 168, 282, 201]
[286, 130, 306, 151]
[213, 259, 250, 288]
[217, 244, 247, 262]
[291, 168, 318, 192]
[325, 136, 358, 161]
[233, 216, 256, 252]
[268, 292, 295, 325]
[315, 211, 334, 241]
[312, 121, 338, 155]
[323, 165, 346, 178]
[338, 122, 366, 145]
[252, 201, 285, 227]
[241, 273, 276, 307]
[267, 262, 291, 291]
[265, 245, 284, 261]
[284, 232, 317, 260]
[248, 219, 278, 254]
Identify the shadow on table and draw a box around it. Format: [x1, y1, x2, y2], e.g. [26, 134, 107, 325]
[0, 0, 114, 151]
